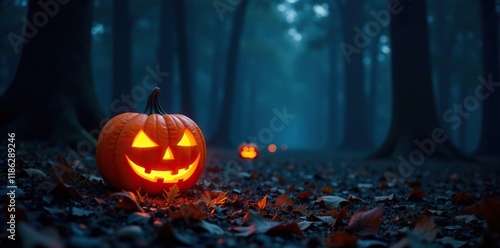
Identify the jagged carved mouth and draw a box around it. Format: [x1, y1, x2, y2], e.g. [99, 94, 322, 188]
[126, 154, 201, 183]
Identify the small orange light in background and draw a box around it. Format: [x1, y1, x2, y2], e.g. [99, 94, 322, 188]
[268, 144, 277, 153]
[281, 144, 288, 151]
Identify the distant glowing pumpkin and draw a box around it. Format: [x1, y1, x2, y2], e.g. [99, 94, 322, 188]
[238, 142, 259, 160]
[96, 88, 206, 194]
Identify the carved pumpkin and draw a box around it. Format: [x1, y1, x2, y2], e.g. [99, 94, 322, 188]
[96, 88, 206, 194]
[238, 141, 259, 160]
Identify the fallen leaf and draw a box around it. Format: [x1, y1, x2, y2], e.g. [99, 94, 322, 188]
[94, 197, 106, 204]
[297, 221, 314, 231]
[257, 195, 267, 211]
[127, 212, 151, 224]
[437, 237, 467, 248]
[454, 215, 477, 224]
[275, 194, 293, 207]
[168, 203, 208, 221]
[196, 220, 224, 235]
[297, 191, 313, 201]
[72, 207, 93, 217]
[320, 186, 334, 194]
[347, 206, 383, 236]
[326, 231, 358, 248]
[201, 191, 228, 208]
[230, 211, 302, 237]
[322, 209, 338, 217]
[292, 204, 308, 216]
[451, 192, 474, 205]
[163, 184, 180, 204]
[347, 194, 366, 203]
[112, 192, 144, 212]
[23, 168, 47, 178]
[483, 197, 500, 234]
[375, 193, 395, 202]
[333, 205, 349, 228]
[412, 216, 437, 242]
[316, 196, 349, 210]
[407, 187, 426, 201]
[424, 209, 445, 216]
[157, 221, 195, 245]
[38, 181, 84, 200]
[308, 215, 334, 225]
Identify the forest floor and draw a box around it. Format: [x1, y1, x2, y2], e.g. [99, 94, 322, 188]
[1, 142, 500, 248]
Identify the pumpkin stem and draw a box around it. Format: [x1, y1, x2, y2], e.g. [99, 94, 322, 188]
[144, 87, 167, 115]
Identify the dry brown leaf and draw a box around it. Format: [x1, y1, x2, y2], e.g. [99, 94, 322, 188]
[201, 191, 228, 208]
[308, 215, 334, 225]
[275, 194, 293, 207]
[333, 205, 349, 228]
[231, 211, 303, 237]
[163, 184, 180, 204]
[112, 192, 144, 212]
[297, 191, 313, 201]
[257, 195, 267, 211]
[347, 206, 383, 236]
[407, 187, 426, 201]
[412, 215, 437, 242]
[483, 197, 500, 234]
[451, 192, 474, 205]
[322, 209, 339, 217]
[320, 186, 334, 194]
[347, 194, 366, 203]
[316, 196, 349, 210]
[168, 203, 208, 221]
[326, 231, 358, 248]
[292, 204, 308, 216]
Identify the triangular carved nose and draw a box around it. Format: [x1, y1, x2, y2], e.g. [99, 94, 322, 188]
[163, 147, 175, 160]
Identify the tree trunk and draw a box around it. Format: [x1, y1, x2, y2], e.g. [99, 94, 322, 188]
[207, 17, 226, 134]
[210, 0, 250, 147]
[367, 36, 380, 144]
[369, 0, 468, 161]
[337, 0, 371, 151]
[112, 0, 133, 114]
[158, 0, 175, 113]
[173, 0, 193, 118]
[476, 0, 500, 156]
[0, 0, 105, 145]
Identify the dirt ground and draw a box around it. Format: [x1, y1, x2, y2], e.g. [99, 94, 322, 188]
[1, 142, 500, 247]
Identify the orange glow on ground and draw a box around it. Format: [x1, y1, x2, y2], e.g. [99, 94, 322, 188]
[268, 144, 277, 153]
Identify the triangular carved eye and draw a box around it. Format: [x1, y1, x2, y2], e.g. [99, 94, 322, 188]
[132, 129, 158, 148]
[177, 129, 197, 147]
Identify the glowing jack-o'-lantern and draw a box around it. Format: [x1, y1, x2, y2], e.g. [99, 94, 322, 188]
[96, 88, 206, 194]
[238, 142, 259, 160]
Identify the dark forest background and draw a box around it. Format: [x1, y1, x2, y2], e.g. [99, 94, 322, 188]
[0, 0, 499, 157]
